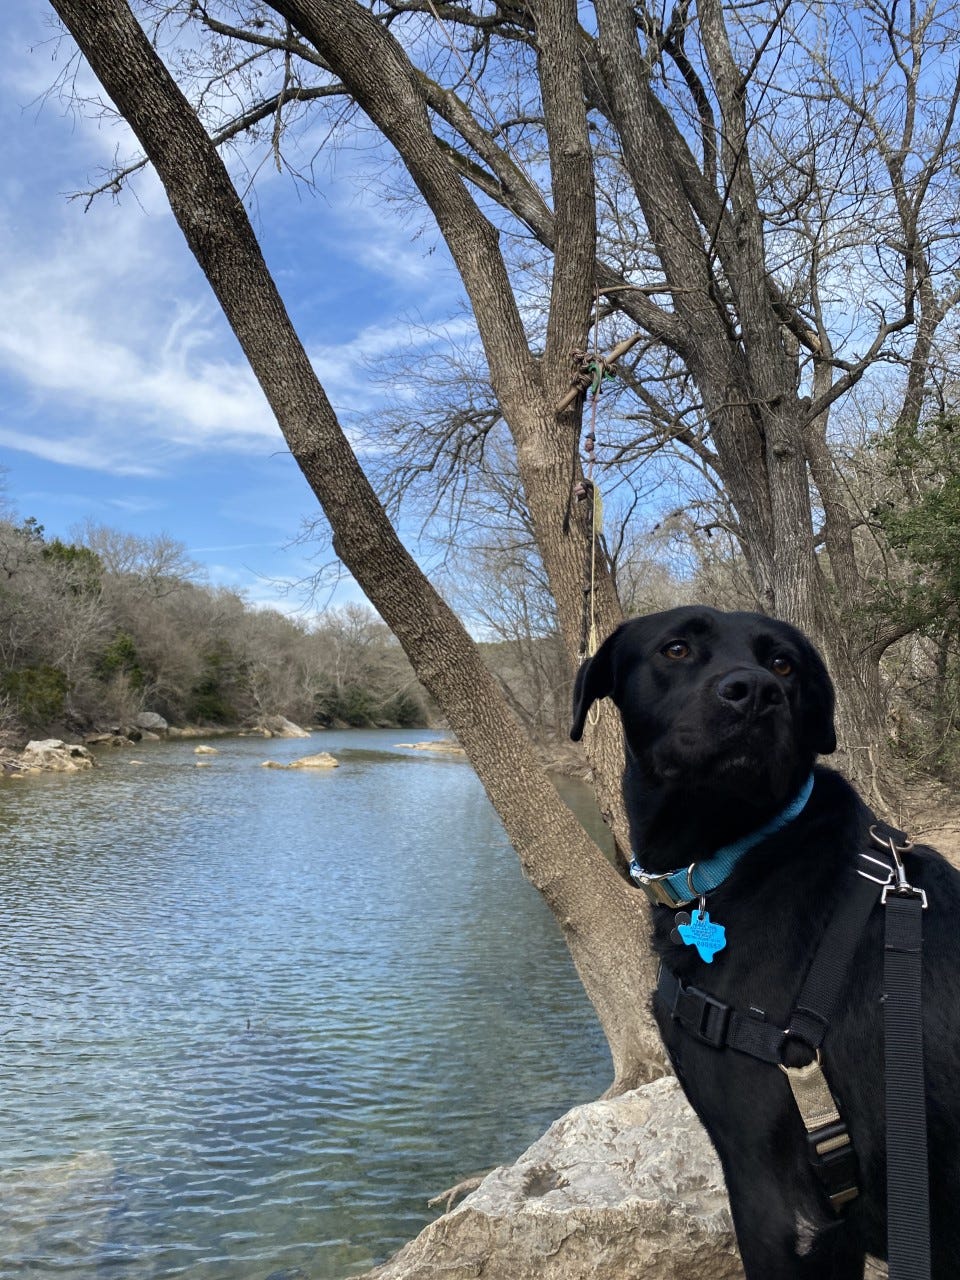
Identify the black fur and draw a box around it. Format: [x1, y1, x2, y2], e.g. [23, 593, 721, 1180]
[571, 605, 960, 1279]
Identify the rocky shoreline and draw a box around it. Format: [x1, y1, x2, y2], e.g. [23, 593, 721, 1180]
[0, 720, 591, 782]
[0, 713, 317, 777]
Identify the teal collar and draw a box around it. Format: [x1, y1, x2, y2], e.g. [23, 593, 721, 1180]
[629, 773, 815, 908]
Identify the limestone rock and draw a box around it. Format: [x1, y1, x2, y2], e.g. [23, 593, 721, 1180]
[359, 1076, 742, 1280]
[395, 740, 465, 756]
[83, 732, 133, 747]
[260, 716, 311, 738]
[193, 744, 219, 755]
[285, 751, 338, 769]
[168, 725, 230, 739]
[20, 740, 96, 773]
[135, 711, 168, 732]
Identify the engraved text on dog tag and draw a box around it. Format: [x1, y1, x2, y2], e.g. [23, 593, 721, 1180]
[677, 908, 727, 962]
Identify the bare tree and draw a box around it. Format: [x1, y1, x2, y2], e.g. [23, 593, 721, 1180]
[40, 0, 960, 1091]
[73, 522, 202, 597]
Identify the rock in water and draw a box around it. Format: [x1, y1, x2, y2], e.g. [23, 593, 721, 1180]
[286, 752, 339, 769]
[19, 740, 96, 773]
[135, 711, 168, 732]
[261, 716, 311, 738]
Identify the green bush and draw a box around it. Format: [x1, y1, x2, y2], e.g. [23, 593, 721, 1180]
[97, 631, 144, 688]
[41, 538, 103, 594]
[1, 666, 69, 729]
[187, 646, 240, 723]
[383, 689, 426, 727]
[338, 683, 377, 726]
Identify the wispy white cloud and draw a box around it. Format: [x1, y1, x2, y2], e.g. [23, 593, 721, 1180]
[190, 540, 284, 556]
[201, 560, 347, 618]
[0, 196, 282, 470]
[0, 170, 470, 476]
[104, 494, 167, 515]
[0, 426, 159, 477]
[307, 314, 477, 413]
[0, 1, 477, 484]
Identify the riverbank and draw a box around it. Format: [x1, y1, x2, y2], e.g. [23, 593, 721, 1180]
[0, 713, 409, 772]
[0, 720, 592, 782]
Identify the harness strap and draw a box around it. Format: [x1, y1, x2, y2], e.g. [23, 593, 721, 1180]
[656, 837, 906, 1214]
[884, 889, 930, 1280]
[656, 821, 932, 1260]
[658, 966, 781, 1058]
[781, 1057, 858, 1210]
[657, 846, 890, 1058]
[788, 844, 895, 1047]
[657, 964, 859, 1210]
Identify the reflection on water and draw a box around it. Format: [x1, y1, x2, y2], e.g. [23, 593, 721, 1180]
[0, 731, 610, 1278]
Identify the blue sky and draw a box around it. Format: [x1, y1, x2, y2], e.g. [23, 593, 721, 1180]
[0, 1, 465, 616]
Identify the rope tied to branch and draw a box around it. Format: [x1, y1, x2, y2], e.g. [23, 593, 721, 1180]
[573, 340, 606, 731]
[558, 348, 619, 415]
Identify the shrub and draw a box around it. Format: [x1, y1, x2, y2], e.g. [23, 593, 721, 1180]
[1, 666, 69, 729]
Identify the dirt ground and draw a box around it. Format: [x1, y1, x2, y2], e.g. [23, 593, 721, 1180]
[892, 781, 960, 866]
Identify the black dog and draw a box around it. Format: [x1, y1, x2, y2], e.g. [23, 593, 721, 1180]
[571, 605, 960, 1279]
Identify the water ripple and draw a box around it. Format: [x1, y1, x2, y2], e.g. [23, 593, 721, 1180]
[0, 730, 609, 1278]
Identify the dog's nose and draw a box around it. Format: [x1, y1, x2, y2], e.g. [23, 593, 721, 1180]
[716, 668, 784, 715]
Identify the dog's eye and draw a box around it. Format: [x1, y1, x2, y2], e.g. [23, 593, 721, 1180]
[771, 655, 793, 677]
[662, 640, 691, 660]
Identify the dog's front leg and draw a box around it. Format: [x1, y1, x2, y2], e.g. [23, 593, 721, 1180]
[725, 1170, 865, 1280]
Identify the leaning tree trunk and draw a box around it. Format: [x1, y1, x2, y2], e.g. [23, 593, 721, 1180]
[268, 0, 636, 858]
[49, 0, 666, 1092]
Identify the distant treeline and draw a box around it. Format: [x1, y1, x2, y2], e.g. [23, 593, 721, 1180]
[0, 518, 432, 739]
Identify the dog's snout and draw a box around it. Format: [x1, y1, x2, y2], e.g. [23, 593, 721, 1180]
[716, 669, 784, 714]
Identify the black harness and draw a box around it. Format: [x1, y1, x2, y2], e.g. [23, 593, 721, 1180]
[654, 821, 930, 1280]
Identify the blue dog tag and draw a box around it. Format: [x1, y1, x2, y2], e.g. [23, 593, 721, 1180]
[677, 908, 727, 963]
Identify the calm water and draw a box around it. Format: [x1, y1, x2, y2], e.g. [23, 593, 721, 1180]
[0, 730, 611, 1279]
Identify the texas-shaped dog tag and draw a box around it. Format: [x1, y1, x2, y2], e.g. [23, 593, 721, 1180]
[676, 908, 726, 963]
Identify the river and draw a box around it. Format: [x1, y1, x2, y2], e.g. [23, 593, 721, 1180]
[0, 730, 612, 1279]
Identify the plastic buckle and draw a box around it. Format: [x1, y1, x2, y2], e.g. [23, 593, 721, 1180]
[685, 986, 731, 1047]
[806, 1119, 859, 1211]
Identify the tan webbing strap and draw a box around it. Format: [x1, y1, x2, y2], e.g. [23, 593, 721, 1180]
[781, 1057, 858, 1208]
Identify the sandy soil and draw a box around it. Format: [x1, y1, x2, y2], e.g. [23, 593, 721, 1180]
[891, 781, 960, 866]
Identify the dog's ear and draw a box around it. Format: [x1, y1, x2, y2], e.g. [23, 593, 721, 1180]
[570, 630, 620, 741]
[803, 643, 837, 755]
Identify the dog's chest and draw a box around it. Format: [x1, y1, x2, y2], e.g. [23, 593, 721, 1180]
[653, 885, 835, 1023]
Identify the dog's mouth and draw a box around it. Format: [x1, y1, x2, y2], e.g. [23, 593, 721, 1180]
[715, 751, 759, 773]
[652, 717, 792, 791]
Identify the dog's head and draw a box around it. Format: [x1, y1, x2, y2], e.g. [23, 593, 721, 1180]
[571, 606, 836, 854]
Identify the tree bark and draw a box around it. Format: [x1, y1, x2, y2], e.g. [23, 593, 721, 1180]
[48, 0, 665, 1088]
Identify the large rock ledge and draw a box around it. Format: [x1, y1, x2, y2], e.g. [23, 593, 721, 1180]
[2, 739, 97, 775]
[359, 1076, 742, 1280]
[358, 1075, 890, 1280]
